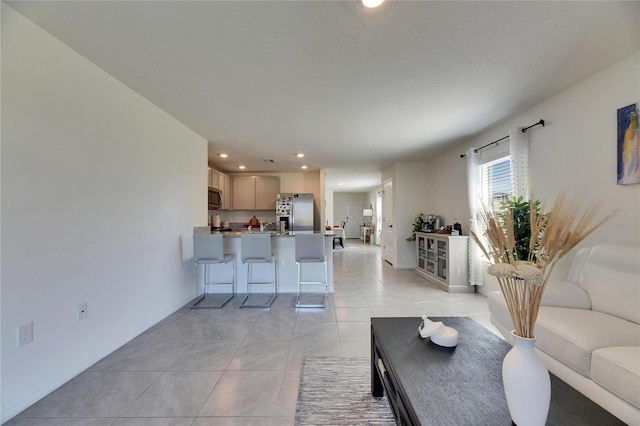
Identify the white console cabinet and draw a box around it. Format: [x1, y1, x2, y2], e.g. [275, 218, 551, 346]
[415, 232, 472, 293]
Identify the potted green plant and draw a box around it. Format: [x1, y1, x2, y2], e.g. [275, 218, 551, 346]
[499, 195, 542, 262]
[406, 213, 425, 241]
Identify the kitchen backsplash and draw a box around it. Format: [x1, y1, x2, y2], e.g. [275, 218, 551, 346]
[208, 210, 277, 228]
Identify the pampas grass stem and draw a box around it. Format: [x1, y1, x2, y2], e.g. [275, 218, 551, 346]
[471, 193, 609, 338]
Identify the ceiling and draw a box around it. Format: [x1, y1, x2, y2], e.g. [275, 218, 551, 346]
[6, 1, 639, 192]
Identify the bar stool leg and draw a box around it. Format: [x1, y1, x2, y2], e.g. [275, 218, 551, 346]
[192, 259, 235, 309]
[240, 260, 277, 308]
[295, 260, 328, 308]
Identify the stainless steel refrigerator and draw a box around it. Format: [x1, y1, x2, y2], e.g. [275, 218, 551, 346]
[276, 193, 314, 233]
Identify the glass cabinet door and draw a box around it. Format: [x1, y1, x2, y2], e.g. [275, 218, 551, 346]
[417, 235, 426, 270]
[437, 258, 447, 280]
[436, 240, 447, 280]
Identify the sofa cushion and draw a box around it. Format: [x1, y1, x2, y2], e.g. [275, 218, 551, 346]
[591, 347, 640, 409]
[572, 244, 640, 324]
[535, 307, 640, 377]
[488, 291, 514, 330]
[540, 279, 592, 309]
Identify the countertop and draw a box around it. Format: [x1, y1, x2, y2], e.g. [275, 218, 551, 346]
[193, 227, 331, 238]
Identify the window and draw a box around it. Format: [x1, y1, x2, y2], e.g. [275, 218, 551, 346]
[479, 156, 511, 210]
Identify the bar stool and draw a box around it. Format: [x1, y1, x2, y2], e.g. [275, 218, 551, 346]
[240, 233, 277, 308]
[192, 234, 235, 309]
[295, 233, 328, 308]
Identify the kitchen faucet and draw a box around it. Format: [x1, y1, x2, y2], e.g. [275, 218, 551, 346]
[260, 222, 272, 232]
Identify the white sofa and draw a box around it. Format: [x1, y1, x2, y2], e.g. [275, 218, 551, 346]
[488, 244, 640, 425]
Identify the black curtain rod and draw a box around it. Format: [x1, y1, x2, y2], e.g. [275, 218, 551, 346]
[460, 119, 545, 158]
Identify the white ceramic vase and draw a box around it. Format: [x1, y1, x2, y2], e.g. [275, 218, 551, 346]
[502, 331, 551, 426]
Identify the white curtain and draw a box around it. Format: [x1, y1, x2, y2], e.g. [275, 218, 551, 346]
[466, 128, 530, 287]
[509, 127, 530, 199]
[465, 147, 483, 287]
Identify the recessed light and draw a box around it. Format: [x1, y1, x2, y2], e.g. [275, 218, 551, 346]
[219, 153, 228, 158]
[362, 0, 384, 8]
[296, 153, 305, 158]
[301, 165, 308, 169]
[339, 182, 343, 185]
[238, 165, 246, 170]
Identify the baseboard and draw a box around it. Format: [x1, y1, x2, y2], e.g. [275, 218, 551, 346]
[1, 341, 125, 424]
[1, 296, 194, 424]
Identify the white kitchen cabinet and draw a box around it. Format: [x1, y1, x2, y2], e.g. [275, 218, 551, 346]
[256, 176, 278, 210]
[232, 176, 279, 210]
[415, 232, 472, 293]
[208, 168, 232, 209]
[233, 176, 255, 210]
[208, 168, 220, 189]
[223, 173, 233, 210]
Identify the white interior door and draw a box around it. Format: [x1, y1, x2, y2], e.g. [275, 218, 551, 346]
[382, 180, 393, 264]
[345, 200, 362, 239]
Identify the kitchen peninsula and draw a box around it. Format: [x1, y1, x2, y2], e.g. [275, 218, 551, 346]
[193, 227, 334, 294]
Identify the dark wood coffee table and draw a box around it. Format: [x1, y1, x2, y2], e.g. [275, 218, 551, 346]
[371, 316, 624, 425]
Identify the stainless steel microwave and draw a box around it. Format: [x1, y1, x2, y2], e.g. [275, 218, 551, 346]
[208, 187, 222, 210]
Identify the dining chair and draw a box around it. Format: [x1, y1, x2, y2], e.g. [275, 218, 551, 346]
[333, 221, 346, 249]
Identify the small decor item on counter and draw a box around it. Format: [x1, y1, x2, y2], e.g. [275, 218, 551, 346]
[471, 193, 609, 426]
[406, 213, 426, 241]
[423, 214, 440, 232]
[222, 221, 230, 229]
[435, 226, 451, 234]
[418, 315, 458, 347]
[212, 214, 221, 228]
[249, 215, 260, 226]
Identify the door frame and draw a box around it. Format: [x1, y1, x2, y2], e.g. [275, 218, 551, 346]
[382, 179, 394, 264]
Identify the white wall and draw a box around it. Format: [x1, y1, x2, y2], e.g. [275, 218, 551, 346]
[364, 189, 376, 222]
[381, 163, 431, 267]
[424, 51, 640, 293]
[1, 6, 206, 422]
[390, 163, 430, 268]
[325, 189, 334, 227]
[366, 188, 379, 244]
[303, 170, 323, 231]
[333, 192, 367, 224]
[383, 52, 640, 276]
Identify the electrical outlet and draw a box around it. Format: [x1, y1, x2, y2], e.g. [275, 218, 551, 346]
[78, 302, 88, 320]
[18, 322, 34, 347]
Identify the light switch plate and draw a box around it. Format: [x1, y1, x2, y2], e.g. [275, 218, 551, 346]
[18, 322, 34, 347]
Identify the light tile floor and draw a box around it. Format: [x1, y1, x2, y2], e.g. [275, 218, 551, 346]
[8, 241, 497, 426]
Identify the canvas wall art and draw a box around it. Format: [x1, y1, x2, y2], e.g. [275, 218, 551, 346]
[617, 103, 639, 185]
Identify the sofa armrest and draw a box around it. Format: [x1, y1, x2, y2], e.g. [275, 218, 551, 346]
[540, 279, 592, 309]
